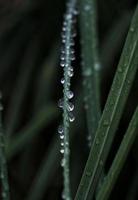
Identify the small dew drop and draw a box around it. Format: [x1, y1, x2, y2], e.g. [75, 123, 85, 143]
[58, 99, 64, 108]
[60, 134, 64, 140]
[61, 54, 65, 61]
[60, 60, 65, 67]
[61, 142, 64, 146]
[68, 112, 75, 122]
[68, 70, 74, 77]
[61, 78, 65, 84]
[66, 91, 74, 99]
[58, 125, 64, 134]
[60, 148, 65, 154]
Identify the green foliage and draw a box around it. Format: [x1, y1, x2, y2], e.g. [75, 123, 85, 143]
[0, 0, 138, 200]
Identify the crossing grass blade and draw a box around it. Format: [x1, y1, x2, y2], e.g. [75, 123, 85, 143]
[96, 106, 138, 200]
[75, 5, 138, 200]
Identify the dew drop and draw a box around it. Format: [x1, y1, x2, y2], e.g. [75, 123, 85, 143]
[58, 125, 64, 134]
[67, 102, 74, 111]
[70, 54, 75, 61]
[60, 148, 65, 154]
[61, 53, 65, 61]
[61, 142, 64, 146]
[60, 60, 65, 67]
[61, 78, 65, 84]
[68, 112, 75, 122]
[69, 66, 73, 71]
[58, 99, 64, 108]
[68, 70, 74, 77]
[66, 91, 74, 99]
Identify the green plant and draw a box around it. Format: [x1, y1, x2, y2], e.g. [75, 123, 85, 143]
[0, 0, 138, 200]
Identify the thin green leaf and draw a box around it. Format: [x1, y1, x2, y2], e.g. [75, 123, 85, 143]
[75, 5, 138, 200]
[96, 106, 138, 200]
[79, 0, 101, 145]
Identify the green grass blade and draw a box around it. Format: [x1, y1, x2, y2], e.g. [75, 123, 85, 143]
[75, 5, 138, 200]
[79, 0, 101, 145]
[26, 90, 83, 200]
[6, 104, 58, 159]
[96, 106, 138, 200]
[0, 94, 10, 200]
[6, 35, 39, 137]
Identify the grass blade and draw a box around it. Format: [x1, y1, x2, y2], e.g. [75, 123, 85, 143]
[75, 5, 138, 200]
[0, 94, 10, 200]
[96, 106, 138, 200]
[79, 0, 101, 145]
[6, 104, 58, 159]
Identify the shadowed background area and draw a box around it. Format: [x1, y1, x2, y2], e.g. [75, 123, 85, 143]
[0, 0, 138, 199]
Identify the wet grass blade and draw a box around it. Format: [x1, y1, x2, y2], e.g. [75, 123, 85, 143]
[96, 106, 138, 200]
[75, 5, 138, 200]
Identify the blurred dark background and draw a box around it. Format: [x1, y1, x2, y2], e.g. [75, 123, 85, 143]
[0, 0, 138, 199]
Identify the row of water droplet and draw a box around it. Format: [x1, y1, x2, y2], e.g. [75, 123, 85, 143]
[58, 0, 77, 160]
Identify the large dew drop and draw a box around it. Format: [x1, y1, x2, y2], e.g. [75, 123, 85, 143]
[66, 90, 74, 99]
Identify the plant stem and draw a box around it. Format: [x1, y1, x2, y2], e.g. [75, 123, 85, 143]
[96, 106, 138, 200]
[79, 0, 101, 145]
[0, 93, 10, 200]
[75, 4, 138, 200]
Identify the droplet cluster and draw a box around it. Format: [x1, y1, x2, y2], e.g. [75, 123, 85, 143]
[57, 0, 77, 199]
[58, 0, 77, 158]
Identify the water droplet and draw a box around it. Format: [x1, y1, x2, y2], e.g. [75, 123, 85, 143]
[60, 148, 64, 154]
[60, 134, 64, 140]
[66, 13, 72, 20]
[66, 91, 74, 99]
[70, 54, 75, 61]
[61, 78, 65, 84]
[61, 31, 66, 39]
[60, 60, 65, 67]
[67, 102, 74, 111]
[62, 190, 66, 199]
[61, 54, 65, 61]
[69, 66, 73, 71]
[58, 99, 64, 108]
[68, 70, 74, 77]
[58, 125, 64, 134]
[61, 142, 64, 146]
[68, 112, 75, 122]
